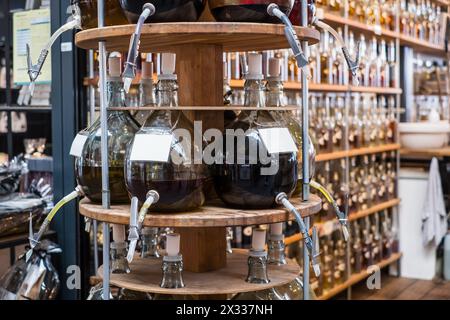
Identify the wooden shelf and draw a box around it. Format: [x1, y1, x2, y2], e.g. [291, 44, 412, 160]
[79, 194, 322, 228]
[75, 23, 320, 52]
[230, 79, 402, 94]
[400, 146, 450, 158]
[322, 12, 446, 55]
[107, 105, 300, 111]
[318, 252, 402, 300]
[283, 198, 400, 245]
[98, 251, 300, 295]
[316, 143, 401, 162]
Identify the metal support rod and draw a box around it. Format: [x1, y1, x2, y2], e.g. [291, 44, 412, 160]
[97, 0, 111, 301]
[301, 0, 310, 301]
[88, 48, 100, 272]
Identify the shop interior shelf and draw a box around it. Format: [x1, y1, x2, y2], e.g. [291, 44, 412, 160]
[75, 22, 320, 52]
[229, 79, 403, 94]
[107, 105, 300, 111]
[79, 194, 322, 228]
[97, 251, 300, 295]
[284, 198, 401, 245]
[400, 147, 450, 158]
[317, 252, 402, 300]
[316, 143, 401, 162]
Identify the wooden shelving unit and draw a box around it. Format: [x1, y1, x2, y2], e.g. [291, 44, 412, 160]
[76, 21, 322, 297]
[284, 198, 401, 245]
[316, 143, 401, 162]
[400, 147, 450, 158]
[230, 79, 403, 94]
[317, 252, 402, 300]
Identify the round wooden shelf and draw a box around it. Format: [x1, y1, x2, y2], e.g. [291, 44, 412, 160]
[79, 194, 322, 228]
[75, 22, 320, 52]
[98, 251, 300, 295]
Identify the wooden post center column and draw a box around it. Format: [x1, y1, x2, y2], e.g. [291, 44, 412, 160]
[174, 44, 226, 273]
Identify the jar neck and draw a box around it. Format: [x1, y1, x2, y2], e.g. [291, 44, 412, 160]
[246, 251, 270, 284]
[107, 78, 126, 108]
[139, 79, 156, 106]
[244, 79, 265, 108]
[156, 78, 178, 107]
[141, 228, 160, 259]
[110, 241, 130, 274]
[267, 236, 287, 266]
[265, 79, 286, 108]
[160, 255, 185, 289]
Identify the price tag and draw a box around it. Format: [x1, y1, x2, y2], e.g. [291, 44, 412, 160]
[130, 133, 173, 162]
[374, 25, 382, 35]
[322, 220, 334, 236]
[316, 8, 325, 20]
[258, 128, 297, 155]
[69, 134, 88, 157]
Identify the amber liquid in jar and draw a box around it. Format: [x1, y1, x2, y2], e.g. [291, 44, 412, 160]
[76, 0, 128, 29]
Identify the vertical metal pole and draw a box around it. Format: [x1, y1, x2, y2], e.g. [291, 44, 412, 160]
[97, 0, 111, 300]
[301, 0, 310, 301]
[88, 49, 100, 272]
[4, 0, 13, 159]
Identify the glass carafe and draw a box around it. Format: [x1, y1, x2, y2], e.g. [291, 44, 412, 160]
[75, 56, 140, 203]
[212, 53, 297, 209]
[125, 53, 206, 211]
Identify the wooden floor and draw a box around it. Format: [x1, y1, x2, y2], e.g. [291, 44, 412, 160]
[345, 275, 450, 300]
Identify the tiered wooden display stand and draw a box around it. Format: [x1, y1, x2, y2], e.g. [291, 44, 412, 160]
[76, 22, 322, 297]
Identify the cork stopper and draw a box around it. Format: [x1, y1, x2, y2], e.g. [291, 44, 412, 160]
[166, 233, 180, 257]
[270, 223, 283, 236]
[141, 61, 153, 80]
[161, 53, 176, 75]
[108, 56, 121, 78]
[252, 228, 266, 251]
[246, 53, 263, 80]
[112, 224, 126, 243]
[268, 57, 281, 78]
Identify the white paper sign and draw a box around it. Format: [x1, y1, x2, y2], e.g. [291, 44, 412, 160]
[258, 128, 298, 155]
[374, 25, 382, 35]
[130, 133, 173, 162]
[69, 134, 88, 157]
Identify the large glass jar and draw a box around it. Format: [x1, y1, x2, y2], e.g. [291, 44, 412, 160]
[72, 0, 128, 29]
[125, 53, 206, 212]
[212, 53, 298, 209]
[75, 56, 140, 203]
[119, 0, 206, 23]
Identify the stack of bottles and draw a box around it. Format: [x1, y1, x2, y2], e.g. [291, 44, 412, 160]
[314, 151, 397, 219]
[288, 208, 398, 297]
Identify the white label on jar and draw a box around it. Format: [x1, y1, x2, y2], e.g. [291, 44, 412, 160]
[69, 134, 88, 157]
[374, 25, 382, 35]
[258, 128, 297, 155]
[316, 8, 325, 19]
[130, 133, 173, 162]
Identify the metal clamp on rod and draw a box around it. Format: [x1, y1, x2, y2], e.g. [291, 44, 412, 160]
[267, 4, 311, 79]
[311, 17, 361, 85]
[275, 193, 320, 276]
[122, 3, 156, 93]
[26, 16, 81, 95]
[127, 191, 160, 262]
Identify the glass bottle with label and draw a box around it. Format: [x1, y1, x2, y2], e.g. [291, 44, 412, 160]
[361, 216, 374, 269]
[358, 34, 369, 87]
[349, 157, 360, 213]
[125, 53, 207, 212]
[349, 93, 362, 149]
[387, 41, 396, 88]
[332, 94, 345, 151]
[379, 40, 389, 88]
[212, 53, 297, 209]
[321, 236, 334, 293]
[371, 212, 383, 263]
[386, 96, 397, 143]
[380, 210, 393, 259]
[320, 31, 332, 84]
[368, 37, 380, 87]
[76, 56, 140, 203]
[316, 94, 333, 153]
[334, 237, 346, 285]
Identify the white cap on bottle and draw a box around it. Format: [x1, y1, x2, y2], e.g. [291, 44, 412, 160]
[252, 228, 266, 251]
[166, 233, 180, 257]
[108, 56, 122, 78]
[141, 61, 153, 80]
[246, 53, 263, 80]
[112, 224, 126, 243]
[268, 57, 281, 78]
[270, 223, 283, 236]
[161, 53, 176, 75]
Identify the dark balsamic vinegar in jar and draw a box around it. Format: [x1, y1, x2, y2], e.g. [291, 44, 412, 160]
[125, 53, 206, 212]
[212, 53, 298, 209]
[75, 56, 139, 203]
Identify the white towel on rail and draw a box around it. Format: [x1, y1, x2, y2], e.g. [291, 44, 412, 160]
[422, 157, 448, 247]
